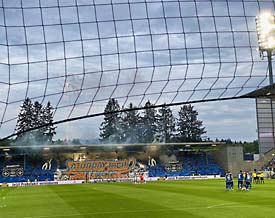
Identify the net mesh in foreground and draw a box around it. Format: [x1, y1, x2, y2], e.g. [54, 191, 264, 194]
[0, 0, 274, 138]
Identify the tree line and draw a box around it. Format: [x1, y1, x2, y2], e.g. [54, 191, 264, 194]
[0, 97, 259, 154]
[15, 98, 56, 145]
[99, 98, 206, 143]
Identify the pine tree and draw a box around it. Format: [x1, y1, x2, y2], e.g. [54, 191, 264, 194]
[99, 98, 121, 143]
[15, 99, 56, 144]
[43, 101, 56, 143]
[32, 101, 45, 142]
[15, 98, 33, 142]
[176, 104, 206, 142]
[121, 103, 141, 143]
[119, 107, 128, 142]
[141, 100, 158, 143]
[157, 104, 175, 142]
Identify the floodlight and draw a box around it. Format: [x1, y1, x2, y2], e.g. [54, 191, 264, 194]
[256, 12, 275, 51]
[256, 12, 275, 85]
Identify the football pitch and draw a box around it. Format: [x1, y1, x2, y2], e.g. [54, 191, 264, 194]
[1, 179, 274, 218]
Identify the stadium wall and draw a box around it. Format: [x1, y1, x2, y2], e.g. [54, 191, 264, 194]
[213, 146, 275, 176]
[213, 145, 244, 176]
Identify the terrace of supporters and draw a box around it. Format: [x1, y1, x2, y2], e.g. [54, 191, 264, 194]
[0, 143, 225, 183]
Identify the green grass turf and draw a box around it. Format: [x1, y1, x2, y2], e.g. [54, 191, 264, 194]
[0, 179, 274, 218]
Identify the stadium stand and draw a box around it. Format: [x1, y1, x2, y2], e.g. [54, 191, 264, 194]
[0, 148, 223, 183]
[0, 156, 57, 183]
[148, 153, 224, 177]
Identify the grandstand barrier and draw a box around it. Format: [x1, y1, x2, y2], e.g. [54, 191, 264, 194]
[146, 175, 221, 182]
[6, 180, 80, 187]
[1, 175, 222, 187]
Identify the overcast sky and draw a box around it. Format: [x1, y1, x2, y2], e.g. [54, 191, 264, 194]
[54, 98, 257, 142]
[0, 0, 274, 141]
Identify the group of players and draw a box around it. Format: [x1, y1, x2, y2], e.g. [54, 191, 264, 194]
[225, 170, 253, 191]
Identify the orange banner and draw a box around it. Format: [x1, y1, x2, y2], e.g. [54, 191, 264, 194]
[63, 159, 136, 179]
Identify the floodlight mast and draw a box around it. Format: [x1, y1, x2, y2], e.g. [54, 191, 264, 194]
[267, 50, 273, 85]
[256, 12, 275, 85]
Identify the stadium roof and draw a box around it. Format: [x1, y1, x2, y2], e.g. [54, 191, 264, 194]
[242, 84, 275, 99]
[0, 142, 225, 156]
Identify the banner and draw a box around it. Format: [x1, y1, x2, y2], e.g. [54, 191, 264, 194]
[2, 165, 24, 177]
[62, 159, 136, 180]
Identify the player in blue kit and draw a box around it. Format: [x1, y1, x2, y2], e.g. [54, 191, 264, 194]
[237, 170, 244, 190]
[244, 172, 252, 190]
[225, 172, 234, 190]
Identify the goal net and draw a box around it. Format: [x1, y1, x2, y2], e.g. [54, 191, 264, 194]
[0, 0, 273, 139]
